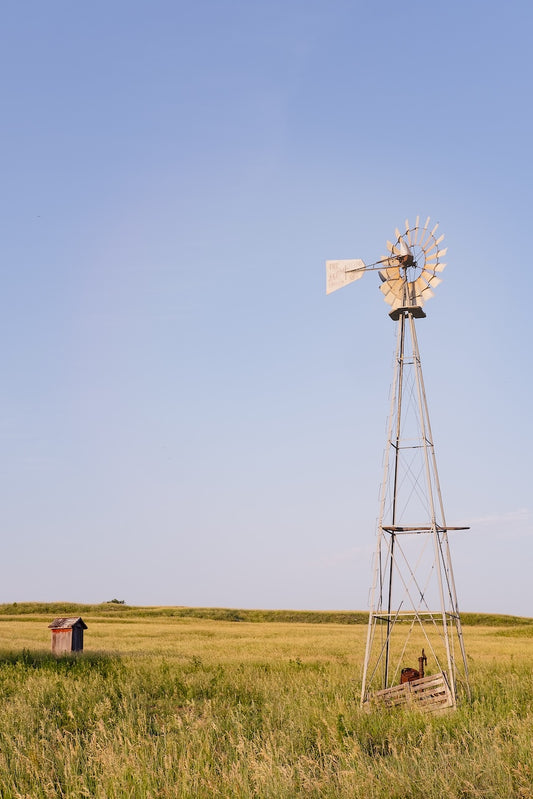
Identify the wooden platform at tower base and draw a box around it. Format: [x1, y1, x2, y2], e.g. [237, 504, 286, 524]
[364, 672, 454, 714]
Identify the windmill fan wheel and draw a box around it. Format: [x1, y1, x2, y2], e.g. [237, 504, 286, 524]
[379, 216, 447, 312]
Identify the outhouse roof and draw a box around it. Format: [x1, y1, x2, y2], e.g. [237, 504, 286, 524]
[48, 617, 88, 630]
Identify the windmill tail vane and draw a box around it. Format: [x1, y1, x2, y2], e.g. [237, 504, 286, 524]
[326, 217, 471, 712]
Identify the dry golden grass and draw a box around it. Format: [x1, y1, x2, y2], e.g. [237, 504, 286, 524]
[0, 611, 531, 797]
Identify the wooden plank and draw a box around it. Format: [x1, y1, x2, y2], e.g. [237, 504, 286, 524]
[365, 672, 454, 713]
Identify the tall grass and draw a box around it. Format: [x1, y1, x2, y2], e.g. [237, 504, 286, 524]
[0, 617, 531, 797]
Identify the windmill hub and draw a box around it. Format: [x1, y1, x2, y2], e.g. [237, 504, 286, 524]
[400, 246, 423, 282]
[397, 239, 415, 269]
[399, 253, 415, 268]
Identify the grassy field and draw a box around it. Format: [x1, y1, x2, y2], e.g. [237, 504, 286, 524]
[0, 606, 532, 798]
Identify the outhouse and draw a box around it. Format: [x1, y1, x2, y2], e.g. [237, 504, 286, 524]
[48, 617, 87, 654]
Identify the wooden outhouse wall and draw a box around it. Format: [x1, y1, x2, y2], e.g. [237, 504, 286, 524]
[71, 625, 84, 652]
[51, 629, 73, 655]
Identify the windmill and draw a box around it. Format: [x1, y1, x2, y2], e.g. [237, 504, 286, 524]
[326, 217, 470, 711]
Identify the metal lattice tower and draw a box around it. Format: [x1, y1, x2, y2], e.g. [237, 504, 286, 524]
[326, 217, 470, 710]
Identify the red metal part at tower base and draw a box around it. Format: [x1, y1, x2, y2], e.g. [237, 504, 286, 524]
[401, 667, 420, 684]
[400, 649, 428, 684]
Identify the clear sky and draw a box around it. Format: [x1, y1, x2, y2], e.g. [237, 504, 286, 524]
[0, 1, 531, 615]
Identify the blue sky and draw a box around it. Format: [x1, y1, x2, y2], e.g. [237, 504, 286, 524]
[0, 1, 531, 615]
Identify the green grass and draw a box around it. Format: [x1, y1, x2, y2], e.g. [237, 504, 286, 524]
[0, 602, 370, 624]
[1, 602, 531, 626]
[0, 609, 531, 797]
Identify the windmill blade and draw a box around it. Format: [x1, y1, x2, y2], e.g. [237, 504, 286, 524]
[418, 219, 437, 250]
[424, 234, 446, 258]
[390, 279, 405, 297]
[379, 283, 396, 305]
[381, 278, 405, 300]
[407, 215, 420, 246]
[420, 269, 442, 289]
[380, 271, 402, 288]
[379, 260, 399, 273]
[386, 241, 402, 256]
[436, 247, 447, 258]
[379, 281, 391, 297]
[419, 225, 439, 251]
[381, 253, 401, 268]
[414, 274, 439, 296]
[380, 265, 401, 281]
[380, 277, 402, 296]
[414, 216, 430, 246]
[424, 261, 447, 276]
[326, 259, 366, 294]
[424, 253, 445, 269]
